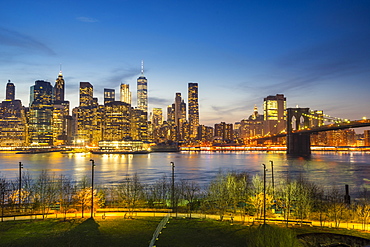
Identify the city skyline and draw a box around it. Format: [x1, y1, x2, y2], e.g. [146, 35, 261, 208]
[1, 1, 369, 126]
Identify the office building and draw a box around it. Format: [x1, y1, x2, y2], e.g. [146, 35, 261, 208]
[263, 94, 286, 136]
[29, 80, 54, 145]
[188, 82, 199, 140]
[54, 71, 65, 103]
[137, 61, 148, 114]
[104, 88, 115, 105]
[104, 101, 131, 141]
[120, 83, 131, 105]
[6, 80, 15, 101]
[0, 81, 26, 146]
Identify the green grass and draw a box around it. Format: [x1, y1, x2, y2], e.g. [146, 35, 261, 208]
[0, 217, 161, 247]
[0, 217, 369, 247]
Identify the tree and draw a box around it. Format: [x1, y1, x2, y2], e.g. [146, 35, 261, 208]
[73, 176, 90, 218]
[326, 187, 347, 228]
[180, 179, 200, 218]
[58, 175, 74, 220]
[117, 173, 145, 217]
[0, 177, 9, 222]
[32, 170, 58, 219]
[207, 172, 232, 221]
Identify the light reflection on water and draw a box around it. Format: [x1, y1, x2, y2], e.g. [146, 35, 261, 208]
[0, 151, 369, 193]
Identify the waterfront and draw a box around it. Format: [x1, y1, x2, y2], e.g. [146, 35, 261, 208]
[0, 151, 369, 195]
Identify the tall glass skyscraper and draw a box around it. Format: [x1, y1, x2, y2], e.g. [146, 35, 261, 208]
[54, 71, 65, 103]
[137, 61, 148, 114]
[120, 83, 131, 105]
[188, 82, 199, 139]
[6, 80, 15, 101]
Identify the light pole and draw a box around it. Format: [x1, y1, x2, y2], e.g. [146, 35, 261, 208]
[90, 159, 95, 218]
[19, 162, 23, 211]
[269, 160, 274, 198]
[170, 162, 175, 214]
[261, 163, 267, 225]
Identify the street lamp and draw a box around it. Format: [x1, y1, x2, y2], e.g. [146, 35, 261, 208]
[19, 162, 23, 211]
[170, 162, 175, 214]
[261, 163, 267, 225]
[90, 159, 95, 218]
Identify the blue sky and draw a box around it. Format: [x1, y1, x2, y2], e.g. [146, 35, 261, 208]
[0, 0, 369, 126]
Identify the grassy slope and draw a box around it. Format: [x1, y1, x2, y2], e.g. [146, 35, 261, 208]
[0, 217, 369, 247]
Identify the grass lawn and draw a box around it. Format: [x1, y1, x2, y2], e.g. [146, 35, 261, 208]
[1, 216, 370, 247]
[0, 217, 161, 247]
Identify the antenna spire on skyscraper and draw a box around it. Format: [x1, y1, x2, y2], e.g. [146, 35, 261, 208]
[141, 60, 144, 75]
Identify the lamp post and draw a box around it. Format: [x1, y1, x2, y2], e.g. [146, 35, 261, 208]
[261, 163, 267, 225]
[90, 159, 95, 218]
[18, 162, 23, 211]
[170, 162, 175, 214]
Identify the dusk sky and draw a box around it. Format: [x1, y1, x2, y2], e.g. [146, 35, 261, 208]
[0, 0, 369, 126]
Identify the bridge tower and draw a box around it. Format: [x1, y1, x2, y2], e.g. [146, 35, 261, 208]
[287, 108, 311, 156]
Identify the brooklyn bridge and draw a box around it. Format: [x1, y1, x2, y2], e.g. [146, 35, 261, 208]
[250, 107, 370, 156]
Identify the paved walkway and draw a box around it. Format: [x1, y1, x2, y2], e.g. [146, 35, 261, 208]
[1, 211, 369, 232]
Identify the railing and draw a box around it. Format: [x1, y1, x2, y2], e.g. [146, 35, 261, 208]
[149, 213, 170, 247]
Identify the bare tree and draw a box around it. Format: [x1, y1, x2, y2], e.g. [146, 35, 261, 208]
[0, 177, 9, 222]
[117, 173, 145, 217]
[180, 179, 200, 218]
[32, 170, 58, 219]
[326, 187, 347, 228]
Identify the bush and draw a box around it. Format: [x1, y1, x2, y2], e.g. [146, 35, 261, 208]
[246, 224, 302, 247]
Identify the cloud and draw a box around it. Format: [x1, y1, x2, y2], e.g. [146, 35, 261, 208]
[149, 96, 171, 106]
[0, 27, 55, 55]
[76, 17, 99, 23]
[108, 66, 140, 84]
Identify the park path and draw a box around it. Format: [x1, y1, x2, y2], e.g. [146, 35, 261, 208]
[1, 211, 369, 232]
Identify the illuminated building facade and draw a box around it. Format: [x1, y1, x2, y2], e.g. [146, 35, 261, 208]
[104, 88, 115, 105]
[197, 125, 214, 143]
[54, 71, 65, 102]
[188, 82, 199, 140]
[120, 83, 131, 105]
[137, 62, 148, 115]
[6, 80, 15, 101]
[29, 80, 54, 145]
[0, 82, 26, 146]
[365, 130, 370, 146]
[263, 94, 286, 136]
[103, 101, 131, 141]
[214, 122, 233, 143]
[240, 106, 264, 140]
[174, 93, 186, 140]
[131, 108, 148, 141]
[52, 71, 70, 145]
[74, 82, 100, 145]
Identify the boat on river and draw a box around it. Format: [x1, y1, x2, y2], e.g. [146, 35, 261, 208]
[91, 149, 150, 154]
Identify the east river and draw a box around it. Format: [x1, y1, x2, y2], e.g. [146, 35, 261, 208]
[0, 151, 370, 196]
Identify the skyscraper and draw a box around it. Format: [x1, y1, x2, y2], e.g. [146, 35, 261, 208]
[53, 71, 70, 145]
[29, 80, 54, 145]
[174, 93, 186, 140]
[263, 94, 286, 135]
[79, 82, 93, 107]
[120, 83, 131, 105]
[137, 61, 148, 114]
[6, 80, 15, 101]
[54, 71, 65, 103]
[104, 88, 115, 105]
[188, 82, 199, 139]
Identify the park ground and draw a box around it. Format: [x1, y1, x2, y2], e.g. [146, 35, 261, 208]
[1, 214, 370, 247]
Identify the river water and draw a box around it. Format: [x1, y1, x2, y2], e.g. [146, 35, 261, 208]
[0, 151, 369, 195]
